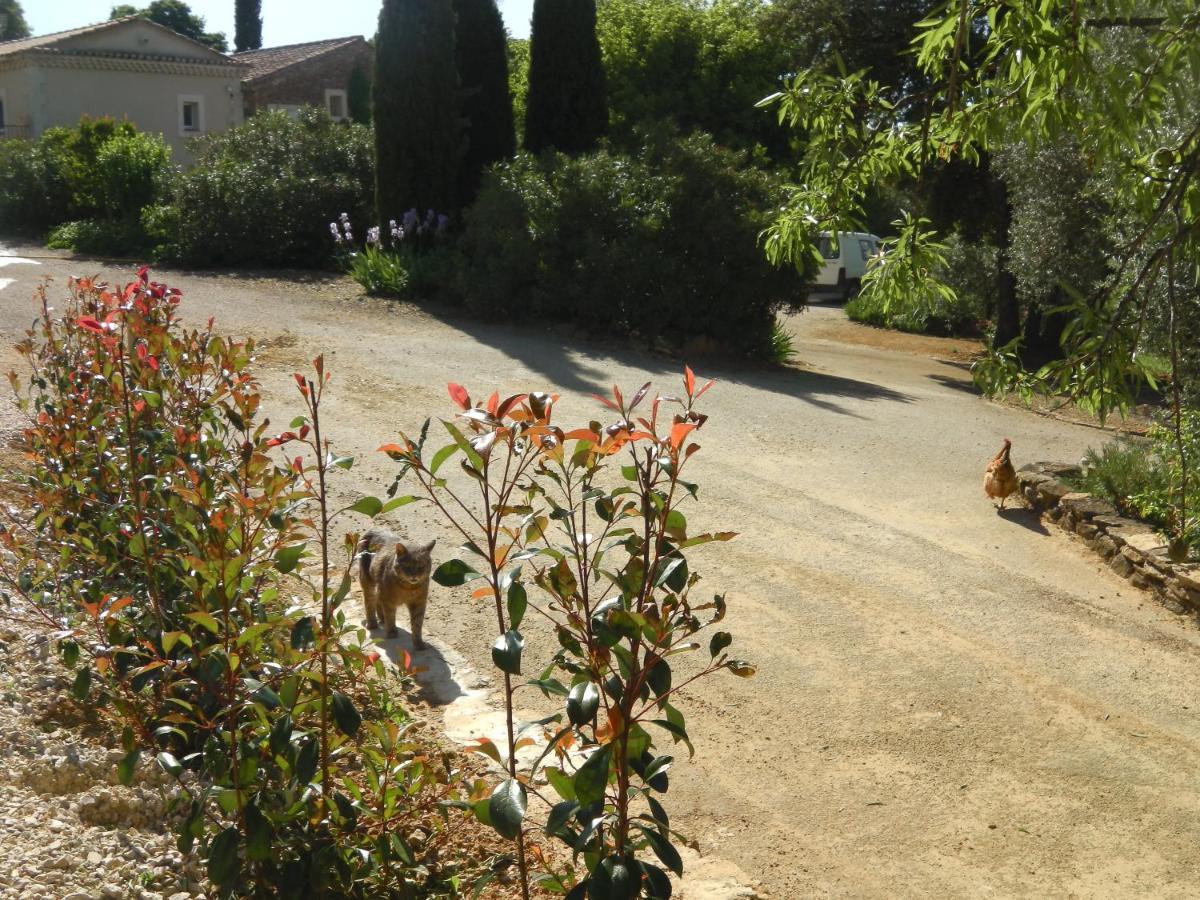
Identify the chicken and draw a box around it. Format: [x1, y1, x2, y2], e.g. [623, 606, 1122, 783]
[984, 438, 1019, 509]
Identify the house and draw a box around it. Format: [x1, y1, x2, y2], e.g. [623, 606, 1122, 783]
[0, 16, 247, 159]
[235, 36, 372, 122]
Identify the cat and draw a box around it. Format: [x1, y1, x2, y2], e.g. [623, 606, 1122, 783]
[356, 528, 435, 648]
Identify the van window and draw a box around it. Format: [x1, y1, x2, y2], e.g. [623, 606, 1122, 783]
[817, 236, 839, 259]
[859, 239, 874, 261]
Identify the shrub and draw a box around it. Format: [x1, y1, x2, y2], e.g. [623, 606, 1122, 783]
[154, 109, 374, 267]
[3, 272, 496, 895]
[457, 129, 801, 357]
[349, 244, 410, 295]
[382, 369, 754, 895]
[1079, 438, 1164, 515]
[45, 218, 152, 257]
[0, 117, 168, 238]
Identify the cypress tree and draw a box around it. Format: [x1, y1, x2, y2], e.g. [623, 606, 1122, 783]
[374, 0, 461, 224]
[453, 0, 515, 206]
[348, 66, 372, 124]
[234, 0, 262, 52]
[524, 0, 607, 155]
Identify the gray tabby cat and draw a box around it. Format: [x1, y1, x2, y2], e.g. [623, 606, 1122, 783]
[356, 528, 435, 648]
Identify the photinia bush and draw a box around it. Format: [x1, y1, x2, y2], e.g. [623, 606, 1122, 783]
[375, 368, 754, 898]
[0, 271, 497, 897]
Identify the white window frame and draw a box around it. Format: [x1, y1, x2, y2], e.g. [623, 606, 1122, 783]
[178, 94, 205, 136]
[325, 88, 348, 122]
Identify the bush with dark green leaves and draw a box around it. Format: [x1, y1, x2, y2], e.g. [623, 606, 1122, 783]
[0, 117, 170, 239]
[151, 109, 374, 267]
[457, 129, 803, 356]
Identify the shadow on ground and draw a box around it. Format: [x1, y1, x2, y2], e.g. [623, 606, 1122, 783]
[425, 307, 914, 416]
[997, 505, 1050, 535]
[375, 630, 464, 706]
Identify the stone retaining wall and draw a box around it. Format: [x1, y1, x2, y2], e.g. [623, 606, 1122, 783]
[1018, 462, 1200, 615]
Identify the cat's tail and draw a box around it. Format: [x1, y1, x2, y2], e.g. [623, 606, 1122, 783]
[356, 533, 373, 583]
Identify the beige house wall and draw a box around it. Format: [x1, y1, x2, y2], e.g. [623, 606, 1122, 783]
[28, 64, 243, 160]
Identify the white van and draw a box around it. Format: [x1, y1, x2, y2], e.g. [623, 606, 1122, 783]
[814, 231, 881, 299]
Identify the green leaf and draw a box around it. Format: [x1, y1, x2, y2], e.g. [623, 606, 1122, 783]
[566, 681, 600, 726]
[71, 666, 91, 702]
[156, 752, 183, 778]
[295, 738, 319, 785]
[244, 801, 273, 861]
[290, 616, 315, 650]
[331, 455, 355, 470]
[590, 855, 639, 900]
[348, 496, 383, 517]
[640, 826, 684, 877]
[546, 766, 576, 801]
[331, 691, 362, 737]
[275, 544, 306, 574]
[207, 826, 241, 887]
[488, 778, 527, 840]
[117, 749, 140, 786]
[433, 558, 483, 587]
[381, 495, 418, 513]
[429, 442, 458, 475]
[491, 630, 524, 675]
[546, 800, 579, 836]
[507, 581, 528, 630]
[184, 611, 220, 635]
[574, 744, 612, 807]
[269, 713, 293, 756]
[709, 631, 732, 658]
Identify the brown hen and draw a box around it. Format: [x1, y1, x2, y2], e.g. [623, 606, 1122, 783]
[984, 438, 1018, 509]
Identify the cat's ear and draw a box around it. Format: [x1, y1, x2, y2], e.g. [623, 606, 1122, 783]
[394, 543, 408, 558]
[422, 540, 436, 555]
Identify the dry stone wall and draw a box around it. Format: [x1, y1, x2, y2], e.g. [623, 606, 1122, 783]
[1018, 462, 1200, 615]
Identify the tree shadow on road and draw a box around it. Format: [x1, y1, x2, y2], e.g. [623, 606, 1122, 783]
[996, 505, 1050, 535]
[433, 310, 914, 416]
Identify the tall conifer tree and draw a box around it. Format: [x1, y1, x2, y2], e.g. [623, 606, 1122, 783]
[453, 0, 515, 205]
[524, 0, 607, 154]
[374, 0, 461, 224]
[234, 0, 262, 51]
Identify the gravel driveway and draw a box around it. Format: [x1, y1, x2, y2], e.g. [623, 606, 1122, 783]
[2, 246, 1198, 899]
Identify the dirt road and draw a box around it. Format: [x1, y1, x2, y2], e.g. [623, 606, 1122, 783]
[2, 248, 1198, 898]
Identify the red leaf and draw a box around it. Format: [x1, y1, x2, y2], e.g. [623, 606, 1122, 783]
[496, 393, 526, 420]
[377, 442, 407, 455]
[590, 392, 621, 412]
[695, 379, 716, 400]
[136, 343, 148, 361]
[137, 265, 150, 282]
[77, 316, 104, 334]
[684, 366, 696, 397]
[669, 422, 696, 451]
[448, 382, 471, 410]
[563, 428, 599, 443]
[486, 391, 500, 415]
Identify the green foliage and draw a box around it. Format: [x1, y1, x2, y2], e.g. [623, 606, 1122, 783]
[1079, 439, 1164, 519]
[0, 0, 30, 40]
[508, 38, 530, 146]
[110, 0, 228, 51]
[347, 65, 372, 125]
[153, 109, 374, 267]
[46, 219, 152, 257]
[596, 0, 789, 154]
[349, 244, 410, 296]
[0, 118, 169, 243]
[764, 0, 1200, 423]
[374, 0, 461, 223]
[525, 0, 608, 154]
[385, 367, 753, 897]
[454, 0, 516, 206]
[457, 130, 801, 357]
[234, 0, 262, 51]
[3, 273, 492, 896]
[847, 229, 990, 336]
[769, 321, 798, 364]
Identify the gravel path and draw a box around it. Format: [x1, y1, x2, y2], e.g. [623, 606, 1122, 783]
[2, 247, 1199, 898]
[0, 609, 207, 900]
